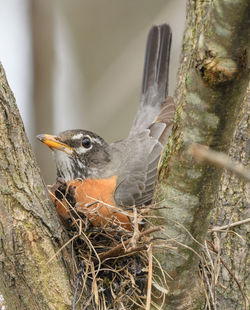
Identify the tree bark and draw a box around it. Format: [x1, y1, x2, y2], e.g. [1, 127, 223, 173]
[209, 82, 249, 309]
[154, 0, 249, 309]
[0, 64, 73, 309]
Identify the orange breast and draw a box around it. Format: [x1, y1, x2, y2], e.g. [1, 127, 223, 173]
[49, 176, 133, 231]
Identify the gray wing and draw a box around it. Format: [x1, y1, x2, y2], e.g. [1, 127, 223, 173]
[112, 97, 175, 207]
[129, 24, 172, 136]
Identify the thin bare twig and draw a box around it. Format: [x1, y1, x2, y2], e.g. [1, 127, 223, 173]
[190, 144, 250, 181]
[146, 245, 153, 310]
[210, 218, 250, 232]
[99, 227, 161, 261]
[219, 258, 248, 310]
[207, 240, 248, 310]
[199, 258, 213, 310]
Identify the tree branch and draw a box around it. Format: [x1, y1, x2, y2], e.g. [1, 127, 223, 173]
[189, 144, 250, 181]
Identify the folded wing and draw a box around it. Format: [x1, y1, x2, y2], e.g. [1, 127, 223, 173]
[113, 96, 175, 207]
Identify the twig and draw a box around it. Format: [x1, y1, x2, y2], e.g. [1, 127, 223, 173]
[162, 231, 203, 260]
[210, 218, 250, 232]
[91, 262, 99, 306]
[190, 144, 250, 181]
[72, 265, 83, 310]
[219, 258, 248, 310]
[168, 218, 204, 248]
[46, 233, 79, 264]
[146, 245, 153, 310]
[207, 240, 248, 310]
[203, 243, 217, 309]
[199, 259, 213, 310]
[99, 227, 161, 261]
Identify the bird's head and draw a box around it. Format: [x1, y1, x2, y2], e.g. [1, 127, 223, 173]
[37, 129, 111, 180]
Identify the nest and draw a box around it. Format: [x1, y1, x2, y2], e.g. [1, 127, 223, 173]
[71, 226, 147, 309]
[49, 185, 168, 310]
[51, 181, 249, 310]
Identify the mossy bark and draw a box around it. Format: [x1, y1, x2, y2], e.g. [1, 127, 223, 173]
[154, 0, 249, 309]
[0, 63, 74, 310]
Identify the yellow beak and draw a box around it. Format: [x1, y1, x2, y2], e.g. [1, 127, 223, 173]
[37, 134, 73, 155]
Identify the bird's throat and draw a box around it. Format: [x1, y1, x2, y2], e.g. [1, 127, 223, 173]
[53, 150, 87, 181]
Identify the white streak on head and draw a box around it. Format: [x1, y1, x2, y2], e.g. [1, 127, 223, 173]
[75, 146, 93, 154]
[91, 137, 102, 145]
[72, 133, 83, 140]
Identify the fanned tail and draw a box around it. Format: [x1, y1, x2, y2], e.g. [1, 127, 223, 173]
[129, 24, 172, 136]
[142, 24, 172, 103]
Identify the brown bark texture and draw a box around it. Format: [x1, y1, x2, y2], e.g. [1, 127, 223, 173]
[209, 82, 249, 309]
[154, 0, 249, 309]
[0, 64, 74, 309]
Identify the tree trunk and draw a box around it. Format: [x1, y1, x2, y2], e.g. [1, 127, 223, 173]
[154, 0, 249, 309]
[0, 64, 73, 310]
[209, 82, 249, 309]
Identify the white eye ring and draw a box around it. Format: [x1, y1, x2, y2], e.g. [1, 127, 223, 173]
[82, 136, 91, 148]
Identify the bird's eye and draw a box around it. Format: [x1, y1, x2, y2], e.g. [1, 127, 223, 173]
[82, 137, 91, 148]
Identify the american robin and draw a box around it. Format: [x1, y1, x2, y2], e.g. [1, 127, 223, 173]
[37, 24, 175, 231]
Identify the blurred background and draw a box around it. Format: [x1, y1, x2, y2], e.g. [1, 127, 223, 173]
[0, 0, 186, 184]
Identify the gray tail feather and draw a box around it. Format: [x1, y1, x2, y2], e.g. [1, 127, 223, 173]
[141, 24, 172, 104]
[129, 24, 172, 136]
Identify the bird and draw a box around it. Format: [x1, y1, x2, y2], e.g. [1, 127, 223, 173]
[37, 24, 175, 231]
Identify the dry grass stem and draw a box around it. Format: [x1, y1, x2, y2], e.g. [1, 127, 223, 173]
[146, 245, 153, 310]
